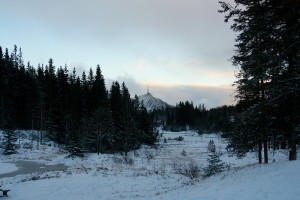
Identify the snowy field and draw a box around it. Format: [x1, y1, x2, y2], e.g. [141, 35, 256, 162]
[0, 130, 299, 200]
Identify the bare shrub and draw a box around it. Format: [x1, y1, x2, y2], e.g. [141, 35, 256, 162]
[158, 161, 166, 175]
[151, 161, 167, 175]
[95, 163, 109, 171]
[144, 149, 155, 163]
[112, 154, 134, 166]
[124, 156, 134, 166]
[171, 157, 200, 179]
[74, 163, 91, 174]
[154, 145, 162, 156]
[134, 150, 140, 157]
[174, 136, 184, 141]
[181, 149, 187, 156]
[112, 155, 123, 165]
[23, 142, 33, 150]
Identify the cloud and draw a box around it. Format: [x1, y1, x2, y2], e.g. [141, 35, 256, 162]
[1, 0, 237, 109]
[106, 75, 146, 96]
[130, 57, 236, 86]
[106, 75, 236, 109]
[144, 83, 236, 109]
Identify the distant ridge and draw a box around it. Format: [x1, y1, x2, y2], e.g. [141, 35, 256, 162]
[138, 92, 171, 111]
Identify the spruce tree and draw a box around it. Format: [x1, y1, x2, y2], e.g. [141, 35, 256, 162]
[109, 81, 123, 152]
[81, 71, 89, 115]
[219, 0, 300, 162]
[0, 46, 4, 130]
[121, 83, 141, 152]
[2, 129, 18, 154]
[138, 105, 157, 145]
[204, 140, 225, 178]
[65, 113, 84, 158]
[82, 106, 114, 154]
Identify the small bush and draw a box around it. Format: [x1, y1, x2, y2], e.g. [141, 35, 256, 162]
[203, 140, 225, 178]
[207, 140, 216, 153]
[171, 157, 200, 179]
[144, 150, 155, 163]
[23, 142, 33, 150]
[125, 156, 134, 166]
[174, 136, 184, 141]
[181, 149, 187, 156]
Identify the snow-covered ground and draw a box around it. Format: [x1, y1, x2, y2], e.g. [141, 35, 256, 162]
[0, 162, 18, 174]
[0, 130, 299, 200]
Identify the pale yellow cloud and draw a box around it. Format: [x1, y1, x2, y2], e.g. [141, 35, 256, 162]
[136, 81, 235, 108]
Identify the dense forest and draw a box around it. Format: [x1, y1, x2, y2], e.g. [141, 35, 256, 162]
[0, 45, 157, 157]
[219, 0, 300, 162]
[0, 45, 239, 158]
[151, 102, 235, 134]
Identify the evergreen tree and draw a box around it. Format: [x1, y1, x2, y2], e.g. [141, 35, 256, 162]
[122, 83, 143, 151]
[93, 65, 107, 106]
[0, 45, 161, 155]
[43, 58, 60, 142]
[81, 70, 89, 115]
[65, 114, 84, 158]
[2, 129, 18, 154]
[66, 132, 84, 158]
[109, 81, 123, 150]
[138, 105, 158, 145]
[82, 106, 114, 154]
[24, 62, 39, 130]
[204, 140, 225, 178]
[36, 64, 46, 143]
[219, 0, 300, 162]
[0, 46, 4, 130]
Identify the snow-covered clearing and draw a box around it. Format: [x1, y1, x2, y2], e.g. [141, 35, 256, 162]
[0, 130, 299, 200]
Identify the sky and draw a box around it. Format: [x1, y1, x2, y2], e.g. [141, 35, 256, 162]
[0, 0, 237, 108]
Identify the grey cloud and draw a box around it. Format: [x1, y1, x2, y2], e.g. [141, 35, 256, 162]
[105, 75, 146, 96]
[106, 75, 235, 109]
[150, 84, 236, 109]
[1, 0, 235, 54]
[1, 0, 237, 108]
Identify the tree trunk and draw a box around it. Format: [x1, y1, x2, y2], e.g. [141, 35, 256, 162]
[258, 138, 263, 164]
[263, 139, 268, 164]
[40, 95, 43, 144]
[1, 96, 4, 130]
[289, 114, 297, 160]
[285, 3, 298, 161]
[260, 78, 268, 164]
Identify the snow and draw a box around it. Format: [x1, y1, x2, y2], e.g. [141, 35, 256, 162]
[0, 130, 299, 200]
[0, 162, 18, 174]
[150, 160, 300, 200]
[139, 93, 171, 111]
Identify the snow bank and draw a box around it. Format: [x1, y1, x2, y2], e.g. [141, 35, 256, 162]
[150, 160, 300, 200]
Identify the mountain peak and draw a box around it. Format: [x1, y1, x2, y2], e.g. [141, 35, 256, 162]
[138, 93, 171, 111]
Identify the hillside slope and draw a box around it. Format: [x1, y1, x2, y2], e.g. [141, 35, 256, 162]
[151, 160, 300, 200]
[139, 92, 171, 111]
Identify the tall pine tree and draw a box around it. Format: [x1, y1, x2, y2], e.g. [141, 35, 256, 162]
[219, 0, 300, 162]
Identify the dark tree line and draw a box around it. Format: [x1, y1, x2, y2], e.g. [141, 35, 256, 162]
[152, 101, 235, 134]
[0, 45, 157, 156]
[219, 0, 300, 162]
